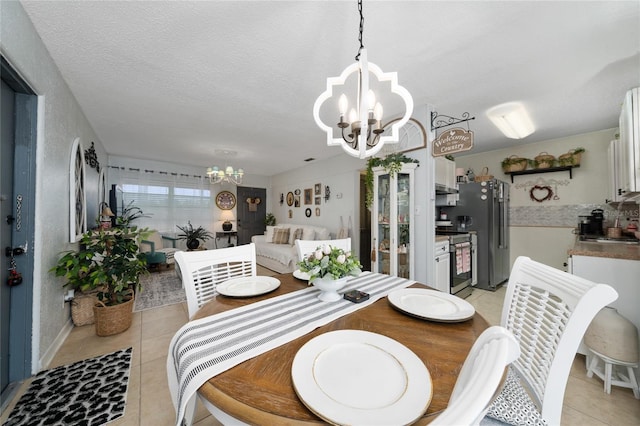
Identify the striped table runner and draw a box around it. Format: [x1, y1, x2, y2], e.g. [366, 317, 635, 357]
[167, 272, 415, 426]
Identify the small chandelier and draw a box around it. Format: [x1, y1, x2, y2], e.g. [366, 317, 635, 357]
[313, 0, 413, 159]
[206, 166, 244, 185]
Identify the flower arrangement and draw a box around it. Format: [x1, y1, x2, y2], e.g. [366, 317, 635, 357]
[297, 244, 362, 282]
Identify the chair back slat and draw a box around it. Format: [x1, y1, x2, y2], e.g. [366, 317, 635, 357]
[175, 243, 257, 318]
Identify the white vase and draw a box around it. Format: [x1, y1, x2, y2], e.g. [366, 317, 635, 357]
[312, 276, 349, 302]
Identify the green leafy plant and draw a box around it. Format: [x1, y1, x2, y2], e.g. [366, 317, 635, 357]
[176, 221, 213, 243]
[117, 201, 151, 226]
[51, 226, 150, 305]
[297, 245, 362, 282]
[365, 153, 419, 209]
[264, 213, 276, 226]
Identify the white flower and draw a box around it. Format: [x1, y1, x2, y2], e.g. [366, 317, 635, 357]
[322, 244, 331, 255]
[314, 249, 323, 260]
[336, 254, 346, 264]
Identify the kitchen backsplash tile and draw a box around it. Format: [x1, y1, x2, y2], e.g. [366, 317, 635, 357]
[510, 203, 639, 228]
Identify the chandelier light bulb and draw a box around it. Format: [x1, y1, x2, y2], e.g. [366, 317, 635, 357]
[374, 102, 383, 121]
[348, 108, 358, 124]
[367, 90, 376, 112]
[339, 94, 348, 115]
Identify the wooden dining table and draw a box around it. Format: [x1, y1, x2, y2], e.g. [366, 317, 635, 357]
[192, 273, 490, 425]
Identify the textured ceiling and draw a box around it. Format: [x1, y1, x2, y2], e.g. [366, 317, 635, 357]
[20, 0, 640, 176]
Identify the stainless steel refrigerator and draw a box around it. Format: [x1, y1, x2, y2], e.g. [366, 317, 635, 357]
[449, 179, 510, 291]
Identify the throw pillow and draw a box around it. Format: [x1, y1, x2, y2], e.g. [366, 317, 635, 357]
[272, 227, 290, 245]
[265, 226, 276, 242]
[289, 228, 303, 245]
[301, 227, 316, 240]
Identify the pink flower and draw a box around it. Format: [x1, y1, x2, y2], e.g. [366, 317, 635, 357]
[314, 249, 323, 260]
[336, 254, 346, 264]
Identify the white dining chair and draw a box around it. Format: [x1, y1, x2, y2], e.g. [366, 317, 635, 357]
[431, 326, 520, 426]
[174, 243, 257, 319]
[484, 256, 618, 426]
[295, 238, 352, 262]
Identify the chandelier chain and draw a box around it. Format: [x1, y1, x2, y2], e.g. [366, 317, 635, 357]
[355, 0, 365, 61]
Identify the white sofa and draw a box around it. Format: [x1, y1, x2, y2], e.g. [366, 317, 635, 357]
[251, 224, 330, 274]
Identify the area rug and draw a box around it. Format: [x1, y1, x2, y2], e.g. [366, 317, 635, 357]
[3, 347, 132, 426]
[134, 269, 185, 312]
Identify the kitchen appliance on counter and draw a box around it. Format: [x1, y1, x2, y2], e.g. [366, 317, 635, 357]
[447, 179, 509, 291]
[435, 230, 473, 298]
[589, 209, 605, 235]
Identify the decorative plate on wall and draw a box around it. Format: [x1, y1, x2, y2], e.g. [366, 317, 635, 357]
[216, 191, 236, 210]
[287, 192, 294, 206]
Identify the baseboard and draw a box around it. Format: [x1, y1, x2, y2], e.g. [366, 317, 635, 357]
[39, 318, 74, 371]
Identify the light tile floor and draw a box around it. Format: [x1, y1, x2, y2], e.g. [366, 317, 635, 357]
[2, 277, 638, 425]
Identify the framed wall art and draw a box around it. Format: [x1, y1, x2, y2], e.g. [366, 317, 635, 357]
[304, 188, 312, 205]
[286, 192, 294, 206]
[314, 183, 321, 195]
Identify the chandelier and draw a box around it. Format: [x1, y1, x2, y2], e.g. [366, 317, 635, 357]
[206, 166, 244, 185]
[313, 0, 413, 159]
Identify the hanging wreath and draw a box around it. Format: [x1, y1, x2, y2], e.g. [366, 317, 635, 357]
[529, 185, 553, 202]
[246, 197, 261, 212]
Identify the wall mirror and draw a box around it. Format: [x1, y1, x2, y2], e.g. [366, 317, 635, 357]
[69, 138, 87, 242]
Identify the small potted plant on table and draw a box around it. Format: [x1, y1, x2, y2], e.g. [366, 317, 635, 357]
[177, 221, 213, 250]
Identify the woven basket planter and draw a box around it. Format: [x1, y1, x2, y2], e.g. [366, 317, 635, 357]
[93, 290, 135, 336]
[502, 155, 528, 173]
[558, 149, 583, 166]
[534, 152, 555, 169]
[474, 166, 494, 182]
[71, 291, 99, 326]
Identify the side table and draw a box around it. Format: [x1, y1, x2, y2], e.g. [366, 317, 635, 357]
[215, 231, 237, 248]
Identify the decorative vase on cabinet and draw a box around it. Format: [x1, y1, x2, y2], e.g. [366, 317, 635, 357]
[372, 163, 416, 279]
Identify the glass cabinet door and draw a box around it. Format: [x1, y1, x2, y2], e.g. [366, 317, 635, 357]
[377, 173, 391, 275]
[396, 172, 411, 278]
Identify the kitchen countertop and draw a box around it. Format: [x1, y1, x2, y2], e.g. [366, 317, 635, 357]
[435, 235, 449, 243]
[568, 239, 640, 261]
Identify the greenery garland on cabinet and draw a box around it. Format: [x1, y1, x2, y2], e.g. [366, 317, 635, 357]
[365, 153, 419, 210]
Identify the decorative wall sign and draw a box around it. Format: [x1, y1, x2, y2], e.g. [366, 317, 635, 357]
[84, 141, 100, 172]
[246, 197, 261, 212]
[433, 128, 474, 157]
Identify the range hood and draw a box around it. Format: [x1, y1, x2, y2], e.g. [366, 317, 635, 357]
[435, 183, 458, 195]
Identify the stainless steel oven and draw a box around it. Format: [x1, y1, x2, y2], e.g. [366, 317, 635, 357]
[437, 231, 473, 298]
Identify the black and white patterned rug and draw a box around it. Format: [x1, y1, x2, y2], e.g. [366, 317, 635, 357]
[134, 268, 185, 312]
[3, 348, 132, 426]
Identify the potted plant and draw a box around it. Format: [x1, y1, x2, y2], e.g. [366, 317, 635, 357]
[297, 244, 362, 302]
[265, 213, 276, 227]
[501, 155, 529, 173]
[51, 226, 149, 335]
[558, 147, 585, 166]
[176, 221, 213, 250]
[117, 200, 151, 227]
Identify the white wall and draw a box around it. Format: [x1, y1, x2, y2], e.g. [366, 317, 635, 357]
[455, 128, 619, 270]
[2, 1, 108, 371]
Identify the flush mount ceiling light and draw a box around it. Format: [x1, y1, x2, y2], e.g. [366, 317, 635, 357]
[313, 0, 413, 159]
[486, 102, 535, 139]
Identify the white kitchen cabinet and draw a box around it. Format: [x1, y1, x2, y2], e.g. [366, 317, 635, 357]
[372, 163, 416, 279]
[569, 255, 640, 357]
[434, 240, 450, 293]
[435, 157, 458, 206]
[609, 88, 640, 200]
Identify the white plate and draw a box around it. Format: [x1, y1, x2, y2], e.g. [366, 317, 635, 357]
[292, 330, 432, 426]
[217, 276, 280, 297]
[292, 269, 310, 281]
[387, 288, 475, 322]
